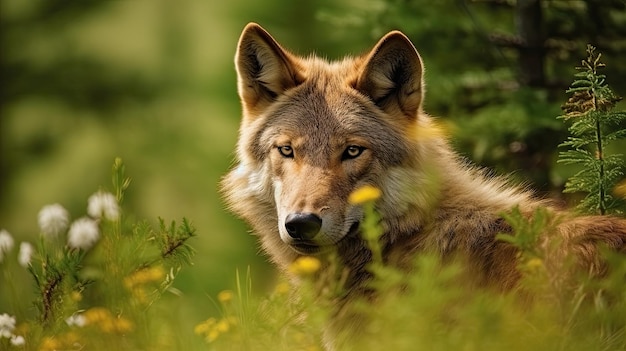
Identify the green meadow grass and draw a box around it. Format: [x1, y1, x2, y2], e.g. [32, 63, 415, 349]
[1, 160, 625, 350]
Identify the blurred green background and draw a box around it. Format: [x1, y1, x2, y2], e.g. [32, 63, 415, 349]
[1, 0, 625, 330]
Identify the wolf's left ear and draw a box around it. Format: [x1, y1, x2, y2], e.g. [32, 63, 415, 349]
[356, 31, 424, 119]
[235, 23, 304, 116]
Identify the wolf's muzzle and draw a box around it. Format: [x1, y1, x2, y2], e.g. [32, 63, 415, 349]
[285, 212, 322, 240]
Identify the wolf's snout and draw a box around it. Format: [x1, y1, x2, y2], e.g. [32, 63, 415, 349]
[285, 213, 322, 240]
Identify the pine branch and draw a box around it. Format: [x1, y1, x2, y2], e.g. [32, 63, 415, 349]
[557, 45, 626, 215]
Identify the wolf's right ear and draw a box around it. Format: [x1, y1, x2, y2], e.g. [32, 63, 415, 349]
[235, 23, 304, 116]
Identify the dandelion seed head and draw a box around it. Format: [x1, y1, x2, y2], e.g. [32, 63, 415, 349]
[88, 191, 120, 221]
[66, 314, 86, 328]
[0, 230, 14, 263]
[10, 335, 25, 346]
[0, 313, 16, 338]
[18, 242, 33, 267]
[38, 203, 70, 238]
[67, 218, 100, 250]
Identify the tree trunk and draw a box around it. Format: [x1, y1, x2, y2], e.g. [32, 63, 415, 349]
[516, 0, 545, 87]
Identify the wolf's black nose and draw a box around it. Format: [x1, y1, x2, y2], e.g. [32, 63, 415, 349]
[285, 213, 322, 240]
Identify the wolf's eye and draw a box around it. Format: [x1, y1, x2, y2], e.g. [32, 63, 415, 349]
[277, 145, 294, 158]
[342, 145, 365, 160]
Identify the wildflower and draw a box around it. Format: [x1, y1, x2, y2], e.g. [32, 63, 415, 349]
[195, 317, 234, 343]
[10, 335, 25, 346]
[70, 291, 83, 302]
[215, 319, 230, 333]
[0, 313, 16, 338]
[206, 329, 220, 342]
[217, 290, 234, 304]
[37, 203, 69, 238]
[66, 313, 86, 328]
[348, 185, 382, 205]
[81, 307, 133, 333]
[39, 336, 61, 351]
[274, 282, 291, 295]
[83, 307, 111, 325]
[67, 217, 100, 250]
[87, 191, 120, 221]
[100, 316, 132, 333]
[614, 179, 626, 199]
[124, 266, 165, 287]
[18, 242, 33, 267]
[111, 316, 133, 333]
[289, 256, 321, 276]
[525, 258, 544, 273]
[194, 318, 216, 335]
[0, 230, 14, 263]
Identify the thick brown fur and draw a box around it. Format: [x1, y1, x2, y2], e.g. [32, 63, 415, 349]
[222, 23, 626, 310]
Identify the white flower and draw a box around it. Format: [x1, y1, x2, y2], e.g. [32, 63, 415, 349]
[38, 204, 70, 238]
[65, 313, 86, 327]
[0, 313, 16, 338]
[18, 242, 34, 267]
[67, 218, 100, 250]
[0, 230, 14, 263]
[10, 335, 25, 346]
[87, 191, 120, 221]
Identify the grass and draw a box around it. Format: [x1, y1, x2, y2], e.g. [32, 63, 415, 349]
[196, 202, 626, 351]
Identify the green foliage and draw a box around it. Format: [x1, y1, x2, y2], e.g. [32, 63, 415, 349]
[0, 159, 196, 350]
[558, 45, 626, 215]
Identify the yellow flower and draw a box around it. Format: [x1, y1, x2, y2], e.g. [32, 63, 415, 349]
[217, 290, 234, 304]
[195, 316, 236, 344]
[194, 318, 216, 335]
[115, 317, 134, 333]
[215, 319, 230, 333]
[206, 329, 220, 343]
[39, 332, 83, 351]
[70, 291, 82, 302]
[525, 258, 544, 272]
[124, 266, 165, 289]
[274, 282, 291, 296]
[614, 180, 626, 199]
[83, 307, 112, 325]
[289, 256, 321, 276]
[39, 337, 61, 351]
[82, 307, 133, 334]
[348, 185, 382, 205]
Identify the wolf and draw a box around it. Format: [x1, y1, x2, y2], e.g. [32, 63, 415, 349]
[221, 22, 626, 317]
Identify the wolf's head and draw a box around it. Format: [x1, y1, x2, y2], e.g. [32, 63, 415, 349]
[223, 23, 438, 262]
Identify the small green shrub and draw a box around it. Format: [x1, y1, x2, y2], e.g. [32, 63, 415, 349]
[0, 158, 195, 350]
[558, 45, 626, 215]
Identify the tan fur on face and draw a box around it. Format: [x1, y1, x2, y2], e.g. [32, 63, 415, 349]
[222, 22, 626, 301]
